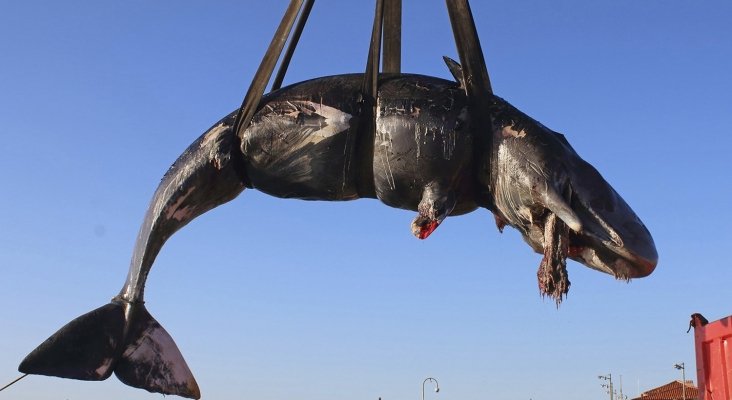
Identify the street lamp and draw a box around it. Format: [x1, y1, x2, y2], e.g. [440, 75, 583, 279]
[674, 362, 686, 400]
[422, 377, 440, 400]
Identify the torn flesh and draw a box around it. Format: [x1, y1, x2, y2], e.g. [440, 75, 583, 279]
[537, 212, 571, 306]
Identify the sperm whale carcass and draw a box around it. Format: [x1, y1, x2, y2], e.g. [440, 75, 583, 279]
[18, 65, 657, 398]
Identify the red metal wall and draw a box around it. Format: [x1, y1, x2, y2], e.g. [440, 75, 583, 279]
[694, 315, 732, 400]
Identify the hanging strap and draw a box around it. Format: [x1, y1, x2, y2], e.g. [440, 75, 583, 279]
[382, 0, 401, 74]
[445, 0, 494, 205]
[362, 0, 385, 104]
[271, 0, 315, 91]
[232, 0, 306, 138]
[446, 0, 492, 97]
[351, 0, 387, 197]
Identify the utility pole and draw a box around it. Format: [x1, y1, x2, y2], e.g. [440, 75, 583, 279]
[599, 373, 614, 400]
[674, 362, 686, 400]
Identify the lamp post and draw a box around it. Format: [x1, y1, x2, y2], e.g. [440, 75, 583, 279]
[599, 374, 614, 400]
[422, 377, 440, 400]
[674, 362, 686, 400]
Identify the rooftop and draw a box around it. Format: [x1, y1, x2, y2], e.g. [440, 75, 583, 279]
[632, 380, 699, 400]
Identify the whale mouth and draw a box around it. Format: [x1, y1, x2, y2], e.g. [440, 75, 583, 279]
[567, 232, 657, 279]
[562, 156, 658, 280]
[515, 201, 657, 305]
[512, 160, 658, 305]
[487, 98, 658, 305]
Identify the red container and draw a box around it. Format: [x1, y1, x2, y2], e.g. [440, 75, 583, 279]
[694, 314, 732, 400]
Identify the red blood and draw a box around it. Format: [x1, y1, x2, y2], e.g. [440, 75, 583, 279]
[568, 245, 584, 258]
[493, 214, 507, 233]
[418, 221, 440, 239]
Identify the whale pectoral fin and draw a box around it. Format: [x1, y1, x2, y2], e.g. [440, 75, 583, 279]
[115, 306, 200, 399]
[19, 303, 125, 380]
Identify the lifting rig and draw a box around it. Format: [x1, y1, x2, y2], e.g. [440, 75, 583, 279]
[231, 0, 494, 170]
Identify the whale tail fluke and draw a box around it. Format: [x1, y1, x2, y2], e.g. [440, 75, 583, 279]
[19, 302, 200, 399]
[114, 305, 200, 399]
[18, 303, 125, 380]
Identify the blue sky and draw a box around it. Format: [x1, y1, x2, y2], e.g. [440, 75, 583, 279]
[1, 1, 731, 399]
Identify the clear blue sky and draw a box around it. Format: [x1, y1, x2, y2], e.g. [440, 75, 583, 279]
[1, 1, 731, 399]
